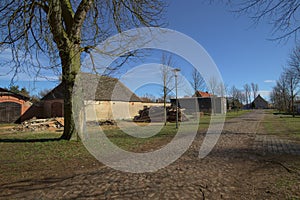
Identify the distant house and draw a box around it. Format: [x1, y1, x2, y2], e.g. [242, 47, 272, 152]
[252, 94, 268, 109]
[171, 91, 226, 114]
[21, 73, 144, 121]
[0, 88, 32, 123]
[193, 91, 212, 98]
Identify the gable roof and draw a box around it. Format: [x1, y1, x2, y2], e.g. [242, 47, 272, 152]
[194, 91, 212, 98]
[42, 73, 141, 102]
[0, 88, 30, 101]
[253, 94, 268, 104]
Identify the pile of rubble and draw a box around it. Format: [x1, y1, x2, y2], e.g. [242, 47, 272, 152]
[133, 106, 188, 123]
[11, 118, 64, 132]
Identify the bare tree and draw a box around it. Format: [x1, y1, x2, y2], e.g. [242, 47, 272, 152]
[160, 54, 175, 125]
[207, 76, 218, 96]
[229, 85, 243, 111]
[229, 0, 300, 40]
[271, 45, 300, 113]
[0, 0, 166, 140]
[207, 76, 219, 115]
[284, 68, 299, 117]
[271, 72, 294, 113]
[140, 93, 156, 103]
[251, 82, 259, 102]
[191, 68, 205, 94]
[288, 45, 300, 79]
[216, 82, 227, 98]
[243, 83, 251, 108]
[229, 86, 238, 100]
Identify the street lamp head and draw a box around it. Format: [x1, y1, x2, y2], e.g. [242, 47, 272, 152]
[173, 68, 181, 77]
[173, 68, 181, 72]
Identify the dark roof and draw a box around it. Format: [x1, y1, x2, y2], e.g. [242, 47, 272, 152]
[253, 94, 268, 104]
[42, 73, 141, 102]
[0, 87, 30, 101]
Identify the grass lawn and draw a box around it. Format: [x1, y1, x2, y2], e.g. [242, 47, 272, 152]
[0, 131, 99, 184]
[225, 109, 252, 120]
[101, 109, 252, 151]
[260, 110, 300, 140]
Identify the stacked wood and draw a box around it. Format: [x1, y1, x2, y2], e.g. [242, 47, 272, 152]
[167, 107, 182, 122]
[133, 106, 151, 122]
[133, 106, 188, 122]
[11, 117, 64, 132]
[86, 120, 116, 126]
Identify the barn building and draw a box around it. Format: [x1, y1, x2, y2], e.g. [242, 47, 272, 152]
[0, 88, 31, 123]
[21, 73, 145, 121]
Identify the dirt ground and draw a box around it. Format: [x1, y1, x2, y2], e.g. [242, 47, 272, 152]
[1, 110, 300, 199]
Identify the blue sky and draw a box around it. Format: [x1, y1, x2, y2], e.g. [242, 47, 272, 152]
[0, 1, 296, 100]
[165, 0, 295, 100]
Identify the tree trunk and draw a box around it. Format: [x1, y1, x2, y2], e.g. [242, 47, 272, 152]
[60, 45, 81, 140]
[291, 88, 295, 118]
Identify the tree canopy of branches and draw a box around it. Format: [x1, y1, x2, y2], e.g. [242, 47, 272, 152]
[191, 68, 205, 94]
[222, 0, 300, 40]
[243, 83, 251, 107]
[160, 54, 175, 125]
[251, 82, 258, 101]
[229, 85, 243, 110]
[0, 0, 166, 140]
[288, 44, 300, 77]
[271, 46, 300, 116]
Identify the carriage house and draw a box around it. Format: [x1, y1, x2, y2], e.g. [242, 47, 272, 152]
[0, 88, 31, 123]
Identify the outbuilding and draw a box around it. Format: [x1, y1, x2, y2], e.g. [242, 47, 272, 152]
[21, 73, 145, 121]
[0, 88, 31, 123]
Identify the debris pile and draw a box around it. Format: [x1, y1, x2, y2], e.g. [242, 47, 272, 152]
[98, 120, 116, 126]
[133, 106, 188, 123]
[86, 120, 117, 126]
[11, 118, 64, 132]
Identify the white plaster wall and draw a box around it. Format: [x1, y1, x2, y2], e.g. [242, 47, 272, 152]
[84, 101, 170, 121]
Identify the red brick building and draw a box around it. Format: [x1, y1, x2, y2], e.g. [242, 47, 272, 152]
[0, 88, 32, 123]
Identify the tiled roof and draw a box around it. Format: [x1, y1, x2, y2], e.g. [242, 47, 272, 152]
[42, 73, 141, 102]
[194, 91, 212, 97]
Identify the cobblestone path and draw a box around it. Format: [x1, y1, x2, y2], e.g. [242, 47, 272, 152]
[254, 135, 300, 155]
[1, 110, 300, 199]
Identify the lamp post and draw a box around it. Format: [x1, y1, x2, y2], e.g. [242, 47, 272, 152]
[173, 68, 180, 129]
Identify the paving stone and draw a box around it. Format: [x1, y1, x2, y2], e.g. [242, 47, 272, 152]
[253, 134, 300, 155]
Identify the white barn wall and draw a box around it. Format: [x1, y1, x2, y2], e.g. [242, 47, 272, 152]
[84, 101, 170, 121]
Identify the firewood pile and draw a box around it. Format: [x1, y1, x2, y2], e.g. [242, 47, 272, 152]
[11, 118, 64, 132]
[133, 106, 188, 122]
[86, 120, 116, 126]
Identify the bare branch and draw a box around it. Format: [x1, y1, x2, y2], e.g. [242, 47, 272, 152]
[223, 0, 300, 41]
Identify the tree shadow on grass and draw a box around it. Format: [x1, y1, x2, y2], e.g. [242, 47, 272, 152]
[273, 112, 300, 117]
[0, 137, 62, 143]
